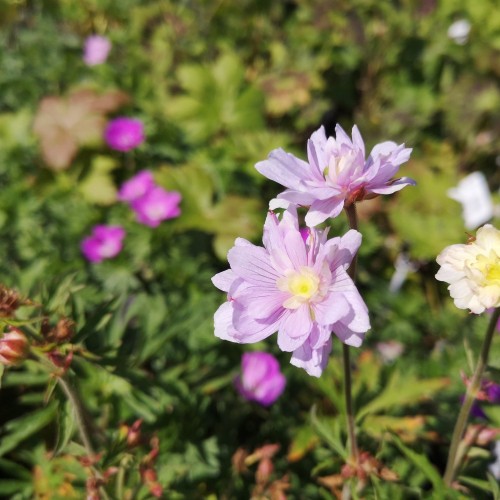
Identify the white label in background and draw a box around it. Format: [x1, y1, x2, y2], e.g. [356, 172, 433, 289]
[447, 172, 494, 230]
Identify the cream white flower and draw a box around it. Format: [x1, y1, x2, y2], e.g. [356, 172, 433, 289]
[436, 224, 500, 314]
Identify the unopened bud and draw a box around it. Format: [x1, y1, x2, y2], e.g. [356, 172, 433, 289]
[0, 328, 29, 366]
[256, 457, 274, 484]
[127, 419, 142, 447]
[43, 317, 75, 344]
[0, 286, 22, 318]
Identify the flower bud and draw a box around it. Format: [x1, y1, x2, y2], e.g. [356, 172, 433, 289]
[0, 328, 29, 366]
[46, 317, 75, 343]
[0, 286, 22, 318]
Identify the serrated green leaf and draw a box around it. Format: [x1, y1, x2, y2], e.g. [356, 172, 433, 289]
[357, 371, 449, 422]
[391, 434, 446, 496]
[310, 405, 347, 459]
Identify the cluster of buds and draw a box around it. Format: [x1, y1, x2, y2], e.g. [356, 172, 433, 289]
[464, 424, 500, 448]
[0, 285, 24, 318]
[139, 435, 163, 498]
[41, 317, 75, 344]
[84, 465, 118, 500]
[119, 419, 142, 448]
[0, 327, 29, 366]
[232, 444, 289, 499]
[318, 451, 398, 497]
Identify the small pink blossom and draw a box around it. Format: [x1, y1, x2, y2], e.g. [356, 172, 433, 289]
[81, 225, 126, 263]
[235, 352, 286, 406]
[212, 207, 370, 377]
[105, 117, 145, 152]
[83, 35, 111, 66]
[0, 328, 29, 366]
[256, 124, 414, 227]
[118, 170, 155, 203]
[131, 187, 181, 227]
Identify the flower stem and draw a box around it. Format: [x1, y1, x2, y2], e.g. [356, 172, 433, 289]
[443, 307, 500, 487]
[343, 204, 360, 464]
[57, 375, 96, 458]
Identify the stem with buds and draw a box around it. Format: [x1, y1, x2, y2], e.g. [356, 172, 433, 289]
[443, 307, 500, 486]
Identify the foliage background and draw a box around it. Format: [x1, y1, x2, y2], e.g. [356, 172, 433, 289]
[0, 0, 499, 498]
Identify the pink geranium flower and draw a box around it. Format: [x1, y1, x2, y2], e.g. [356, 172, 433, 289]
[105, 117, 145, 152]
[131, 186, 181, 227]
[81, 225, 126, 263]
[235, 352, 286, 406]
[212, 207, 370, 377]
[118, 170, 155, 202]
[255, 124, 414, 227]
[83, 35, 111, 66]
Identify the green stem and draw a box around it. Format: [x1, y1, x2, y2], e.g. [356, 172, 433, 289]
[443, 307, 500, 487]
[57, 375, 96, 458]
[343, 204, 360, 464]
[57, 375, 111, 500]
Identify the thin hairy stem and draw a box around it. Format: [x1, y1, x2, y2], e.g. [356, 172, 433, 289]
[443, 307, 500, 487]
[343, 204, 360, 464]
[57, 375, 96, 458]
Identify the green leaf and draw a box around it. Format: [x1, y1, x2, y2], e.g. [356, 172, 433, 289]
[0, 480, 31, 496]
[362, 415, 426, 442]
[53, 399, 76, 456]
[391, 434, 446, 497]
[287, 424, 320, 462]
[487, 473, 500, 499]
[0, 402, 57, 456]
[459, 475, 495, 493]
[356, 371, 449, 422]
[310, 405, 347, 459]
[157, 164, 263, 259]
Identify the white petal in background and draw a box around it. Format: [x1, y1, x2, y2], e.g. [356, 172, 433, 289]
[447, 172, 495, 230]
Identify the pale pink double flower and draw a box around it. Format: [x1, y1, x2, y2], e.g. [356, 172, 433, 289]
[256, 124, 414, 227]
[212, 208, 369, 376]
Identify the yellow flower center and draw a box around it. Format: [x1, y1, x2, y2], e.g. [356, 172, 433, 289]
[277, 267, 320, 309]
[474, 251, 500, 286]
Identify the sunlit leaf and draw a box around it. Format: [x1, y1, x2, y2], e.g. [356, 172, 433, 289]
[288, 425, 320, 462]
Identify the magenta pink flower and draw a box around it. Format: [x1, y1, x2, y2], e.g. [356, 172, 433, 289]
[235, 352, 286, 406]
[81, 225, 126, 263]
[118, 170, 155, 202]
[83, 35, 111, 66]
[256, 124, 414, 227]
[105, 117, 145, 152]
[131, 186, 181, 227]
[212, 207, 370, 377]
